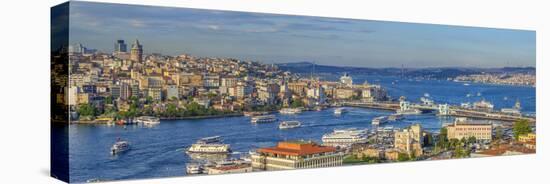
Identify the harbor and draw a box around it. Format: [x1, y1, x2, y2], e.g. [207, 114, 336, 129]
[64, 76, 535, 182]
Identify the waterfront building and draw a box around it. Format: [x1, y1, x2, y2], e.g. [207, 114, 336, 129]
[340, 73, 353, 87]
[361, 85, 387, 102]
[251, 141, 344, 170]
[335, 87, 355, 99]
[446, 118, 492, 142]
[147, 87, 162, 101]
[207, 163, 253, 175]
[114, 40, 127, 53]
[356, 148, 384, 159]
[394, 124, 424, 156]
[130, 39, 143, 62]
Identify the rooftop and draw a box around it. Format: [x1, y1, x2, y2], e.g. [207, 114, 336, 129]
[257, 141, 336, 156]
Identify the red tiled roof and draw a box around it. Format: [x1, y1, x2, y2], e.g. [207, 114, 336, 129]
[257, 142, 336, 156]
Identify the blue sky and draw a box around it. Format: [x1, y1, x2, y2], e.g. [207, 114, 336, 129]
[69, 1, 535, 68]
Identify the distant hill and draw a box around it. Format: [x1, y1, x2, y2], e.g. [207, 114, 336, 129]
[276, 62, 535, 79]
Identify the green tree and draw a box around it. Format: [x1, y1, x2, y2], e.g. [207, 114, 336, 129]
[397, 153, 410, 162]
[513, 119, 532, 140]
[290, 99, 304, 108]
[104, 96, 113, 104]
[165, 103, 178, 117]
[467, 136, 477, 145]
[78, 104, 97, 117]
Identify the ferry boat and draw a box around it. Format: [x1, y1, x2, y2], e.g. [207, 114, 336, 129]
[197, 136, 222, 144]
[396, 108, 422, 115]
[372, 116, 388, 125]
[334, 107, 347, 115]
[279, 108, 302, 115]
[251, 115, 277, 123]
[187, 136, 231, 154]
[136, 116, 160, 125]
[278, 121, 302, 129]
[473, 99, 494, 111]
[186, 163, 204, 174]
[388, 114, 404, 121]
[111, 138, 130, 155]
[322, 128, 368, 147]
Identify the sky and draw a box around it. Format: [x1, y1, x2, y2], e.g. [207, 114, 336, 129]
[69, 1, 536, 68]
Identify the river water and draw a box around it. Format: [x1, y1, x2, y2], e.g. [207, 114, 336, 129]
[64, 76, 535, 182]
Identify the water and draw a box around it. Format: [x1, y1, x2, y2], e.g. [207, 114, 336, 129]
[64, 76, 535, 182]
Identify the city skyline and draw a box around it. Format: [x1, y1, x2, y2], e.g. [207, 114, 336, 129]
[70, 1, 535, 68]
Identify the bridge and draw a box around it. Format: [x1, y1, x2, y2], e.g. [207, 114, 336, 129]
[340, 100, 535, 123]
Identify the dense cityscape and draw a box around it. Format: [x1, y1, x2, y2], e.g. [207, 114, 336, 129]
[64, 39, 536, 182]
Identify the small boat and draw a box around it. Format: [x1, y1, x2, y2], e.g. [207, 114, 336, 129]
[279, 121, 302, 129]
[388, 114, 404, 121]
[424, 93, 430, 97]
[477, 92, 482, 96]
[111, 138, 130, 155]
[334, 108, 347, 115]
[463, 83, 470, 86]
[466, 93, 472, 97]
[251, 115, 277, 123]
[372, 116, 388, 125]
[186, 163, 204, 174]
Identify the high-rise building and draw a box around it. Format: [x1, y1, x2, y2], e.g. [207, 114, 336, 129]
[130, 39, 143, 62]
[114, 40, 127, 52]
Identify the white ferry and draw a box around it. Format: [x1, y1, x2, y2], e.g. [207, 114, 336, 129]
[279, 108, 302, 115]
[334, 107, 347, 115]
[473, 99, 494, 111]
[111, 139, 130, 155]
[322, 128, 368, 147]
[372, 116, 388, 125]
[187, 136, 231, 154]
[278, 121, 302, 129]
[251, 115, 277, 123]
[396, 108, 422, 115]
[136, 116, 160, 125]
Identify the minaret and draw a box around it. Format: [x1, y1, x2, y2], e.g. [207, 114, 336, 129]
[130, 39, 143, 62]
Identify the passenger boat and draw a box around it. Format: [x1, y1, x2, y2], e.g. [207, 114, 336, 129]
[251, 115, 277, 123]
[187, 136, 231, 154]
[278, 121, 302, 129]
[111, 138, 130, 155]
[334, 107, 347, 115]
[388, 114, 404, 121]
[322, 128, 368, 147]
[396, 108, 422, 115]
[371, 116, 388, 125]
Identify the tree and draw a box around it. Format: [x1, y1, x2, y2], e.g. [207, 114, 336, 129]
[513, 119, 532, 140]
[397, 153, 410, 162]
[165, 103, 178, 117]
[467, 136, 477, 145]
[78, 104, 97, 117]
[104, 96, 113, 104]
[290, 99, 304, 108]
